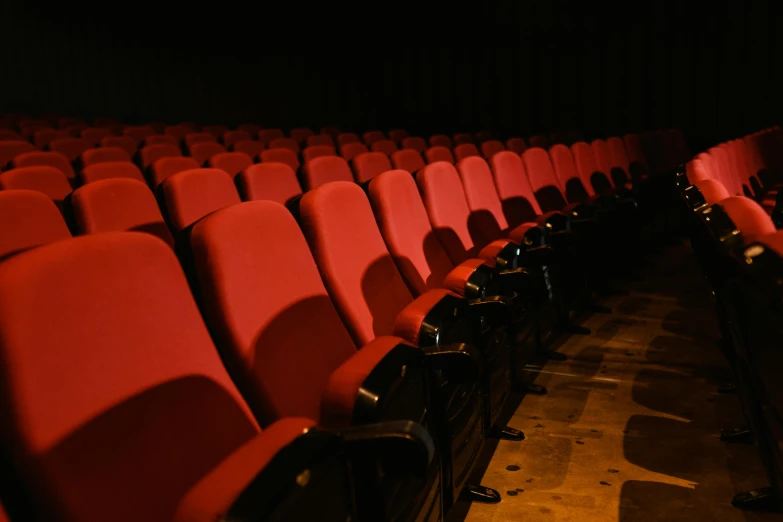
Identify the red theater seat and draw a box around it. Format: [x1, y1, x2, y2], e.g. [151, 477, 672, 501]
[140, 144, 182, 170]
[0, 166, 72, 208]
[12, 151, 75, 181]
[550, 144, 598, 202]
[268, 138, 300, 154]
[122, 126, 156, 146]
[505, 137, 527, 155]
[232, 140, 265, 159]
[184, 133, 218, 148]
[237, 123, 261, 137]
[424, 146, 455, 164]
[290, 127, 314, 144]
[487, 152, 547, 228]
[453, 133, 474, 145]
[522, 148, 570, 213]
[480, 140, 505, 159]
[454, 144, 480, 162]
[0, 129, 22, 140]
[33, 128, 69, 149]
[362, 131, 386, 147]
[150, 157, 201, 188]
[81, 162, 145, 185]
[222, 130, 252, 148]
[717, 196, 777, 245]
[100, 137, 137, 158]
[391, 149, 425, 174]
[429, 135, 452, 148]
[623, 133, 649, 179]
[164, 125, 191, 142]
[0, 140, 36, 168]
[208, 152, 253, 178]
[352, 152, 392, 184]
[162, 168, 241, 233]
[261, 148, 300, 172]
[48, 138, 91, 164]
[189, 142, 228, 166]
[401, 137, 427, 154]
[695, 178, 730, 205]
[259, 129, 285, 146]
[203, 125, 229, 140]
[607, 137, 634, 185]
[388, 129, 407, 143]
[306, 134, 335, 148]
[528, 135, 549, 149]
[237, 163, 303, 206]
[145, 135, 180, 147]
[337, 133, 361, 146]
[82, 147, 132, 167]
[339, 142, 368, 162]
[0, 190, 71, 258]
[370, 140, 398, 156]
[303, 156, 354, 190]
[302, 145, 337, 163]
[80, 127, 112, 147]
[71, 178, 174, 247]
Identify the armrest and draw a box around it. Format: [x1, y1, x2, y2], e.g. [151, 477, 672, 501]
[537, 210, 570, 232]
[494, 267, 534, 293]
[443, 258, 496, 299]
[468, 294, 514, 328]
[422, 342, 482, 384]
[341, 420, 435, 479]
[521, 244, 558, 267]
[477, 239, 522, 270]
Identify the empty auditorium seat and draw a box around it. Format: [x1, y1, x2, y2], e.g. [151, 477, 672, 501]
[429, 135, 452, 148]
[453, 133, 474, 145]
[79, 128, 111, 147]
[203, 125, 229, 140]
[185, 133, 218, 147]
[352, 152, 393, 184]
[454, 144, 480, 161]
[424, 146, 455, 164]
[0, 190, 71, 258]
[163, 124, 191, 142]
[480, 140, 505, 159]
[122, 125, 156, 145]
[49, 138, 91, 163]
[388, 129, 407, 143]
[391, 149, 425, 173]
[505, 137, 527, 155]
[189, 142, 228, 166]
[401, 137, 427, 154]
[232, 140, 265, 158]
[236, 123, 261, 136]
[145, 134, 180, 147]
[139, 144, 182, 170]
[339, 142, 368, 162]
[162, 168, 241, 233]
[522, 148, 570, 213]
[475, 131, 493, 143]
[81, 147, 132, 167]
[717, 196, 777, 245]
[261, 148, 300, 172]
[32, 128, 69, 149]
[237, 163, 303, 206]
[607, 137, 635, 186]
[320, 126, 341, 140]
[268, 138, 300, 154]
[222, 130, 252, 148]
[81, 162, 146, 185]
[259, 129, 285, 146]
[0, 166, 72, 208]
[100, 137, 137, 157]
[623, 133, 649, 179]
[290, 127, 314, 144]
[302, 145, 337, 163]
[20, 121, 51, 140]
[362, 131, 386, 146]
[528, 135, 548, 149]
[695, 178, 730, 205]
[550, 144, 600, 201]
[0, 129, 22, 140]
[338, 133, 361, 146]
[303, 156, 354, 190]
[149, 157, 201, 188]
[370, 140, 398, 156]
[208, 152, 253, 178]
[12, 151, 75, 181]
[0, 140, 36, 168]
[306, 134, 335, 147]
[71, 178, 174, 247]
[177, 122, 200, 132]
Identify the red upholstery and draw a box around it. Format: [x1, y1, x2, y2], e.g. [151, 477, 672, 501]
[522, 148, 569, 212]
[302, 145, 337, 163]
[81, 162, 145, 185]
[607, 137, 631, 176]
[337, 133, 361, 146]
[100, 137, 137, 157]
[140, 144, 182, 169]
[0, 190, 71, 258]
[362, 131, 386, 147]
[222, 130, 252, 148]
[145, 135, 180, 147]
[268, 138, 300, 154]
[623, 133, 648, 170]
[33, 128, 70, 149]
[260, 148, 300, 172]
[203, 125, 229, 140]
[481, 140, 505, 159]
[303, 156, 354, 190]
[307, 134, 335, 148]
[505, 137, 527, 154]
[0, 166, 72, 206]
[232, 140, 265, 158]
[391, 288, 454, 346]
[259, 129, 285, 146]
[686, 159, 712, 185]
[82, 147, 131, 167]
[352, 152, 392, 183]
[388, 129, 407, 143]
[488, 151, 544, 226]
[71, 179, 174, 247]
[12, 151, 75, 180]
[237, 124, 261, 137]
[453, 133, 474, 145]
[429, 135, 452, 148]
[454, 144, 480, 161]
[190, 200, 360, 425]
[150, 157, 201, 187]
[340, 142, 368, 162]
[718, 196, 777, 244]
[401, 137, 427, 154]
[321, 127, 341, 140]
[184, 133, 217, 147]
[49, 138, 91, 163]
[123, 126, 156, 145]
[208, 152, 253, 178]
[756, 231, 783, 256]
[549, 144, 589, 195]
[424, 146, 455, 164]
[590, 139, 614, 180]
[238, 163, 302, 206]
[189, 142, 227, 166]
[392, 149, 426, 173]
[0, 140, 36, 167]
[80, 128, 112, 147]
[162, 169, 241, 232]
[529, 135, 549, 149]
[370, 140, 398, 156]
[0, 129, 22, 140]
[0, 232, 268, 522]
[694, 178, 730, 205]
[164, 125, 191, 141]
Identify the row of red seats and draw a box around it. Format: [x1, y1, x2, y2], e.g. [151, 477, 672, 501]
[677, 126, 783, 512]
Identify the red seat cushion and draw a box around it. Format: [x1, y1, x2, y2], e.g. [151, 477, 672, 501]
[0, 190, 71, 258]
[162, 169, 241, 232]
[0, 166, 72, 206]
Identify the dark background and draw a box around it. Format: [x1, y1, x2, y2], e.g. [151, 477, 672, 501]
[0, 0, 780, 152]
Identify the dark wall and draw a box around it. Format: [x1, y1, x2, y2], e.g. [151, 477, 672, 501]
[1, 1, 780, 151]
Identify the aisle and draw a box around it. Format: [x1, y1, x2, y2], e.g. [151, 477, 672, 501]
[457, 245, 783, 522]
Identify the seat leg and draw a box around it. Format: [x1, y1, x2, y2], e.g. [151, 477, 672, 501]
[490, 425, 525, 441]
[720, 427, 753, 444]
[732, 488, 783, 511]
[460, 484, 501, 504]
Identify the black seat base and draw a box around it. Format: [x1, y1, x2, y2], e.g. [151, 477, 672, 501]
[460, 484, 502, 504]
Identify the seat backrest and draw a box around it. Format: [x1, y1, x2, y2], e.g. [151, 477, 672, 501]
[453, 133, 474, 145]
[149, 157, 200, 188]
[337, 133, 360, 146]
[528, 135, 549, 149]
[456, 156, 510, 242]
[100, 137, 137, 157]
[302, 145, 337, 163]
[417, 162, 483, 264]
[122, 125, 156, 145]
[268, 138, 300, 154]
[388, 129, 407, 143]
[401, 137, 427, 154]
[81, 162, 145, 185]
[686, 158, 712, 185]
[505, 137, 527, 155]
[0, 190, 71, 258]
[232, 140, 265, 159]
[236, 123, 261, 136]
[49, 138, 91, 163]
[480, 140, 505, 159]
[623, 133, 648, 170]
[454, 144, 480, 162]
[0, 232, 259, 521]
[12, 151, 75, 180]
[71, 179, 174, 246]
[362, 131, 386, 147]
[208, 152, 253, 178]
[694, 178, 729, 205]
[0, 140, 36, 168]
[189, 142, 228, 166]
[162, 168, 241, 233]
[184, 132, 217, 147]
[237, 162, 303, 206]
[202, 125, 229, 140]
[391, 149, 426, 174]
[32, 128, 70, 149]
[718, 196, 776, 244]
[0, 129, 22, 141]
[307, 134, 335, 148]
[300, 182, 415, 346]
[0, 166, 72, 206]
[145, 135, 181, 147]
[303, 156, 354, 190]
[370, 140, 398, 156]
[424, 146, 454, 165]
[488, 151, 543, 227]
[607, 136, 631, 182]
[164, 125, 191, 141]
[140, 144, 182, 169]
[82, 147, 131, 167]
[369, 170, 456, 295]
[590, 139, 613, 179]
[571, 141, 612, 197]
[190, 201, 358, 425]
[222, 130, 252, 148]
[260, 148, 300, 172]
[352, 152, 393, 184]
[549, 144, 594, 203]
[80, 127, 112, 146]
[259, 129, 285, 146]
[429, 135, 452, 148]
[339, 142, 368, 162]
[521, 147, 567, 213]
[289, 128, 313, 144]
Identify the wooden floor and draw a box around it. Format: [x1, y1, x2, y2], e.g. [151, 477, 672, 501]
[453, 245, 783, 522]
